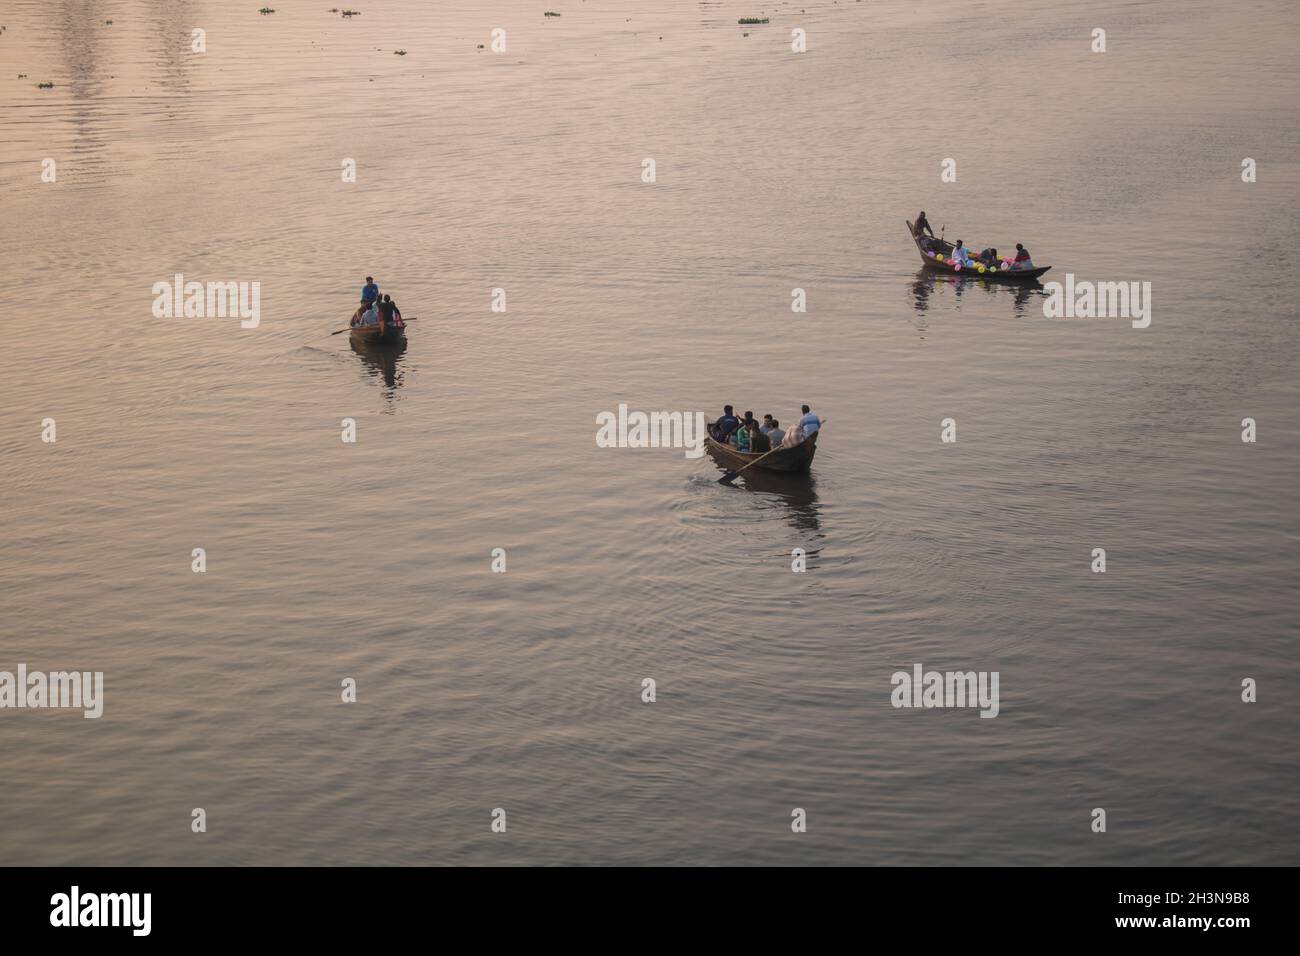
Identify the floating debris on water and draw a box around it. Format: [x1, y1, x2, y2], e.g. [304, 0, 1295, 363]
[544, 11, 561, 17]
[37, 81, 54, 88]
[259, 7, 275, 13]
[394, 49, 407, 55]
[739, 17, 770, 24]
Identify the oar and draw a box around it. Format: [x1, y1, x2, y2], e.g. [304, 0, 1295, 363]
[718, 446, 783, 485]
[330, 317, 419, 335]
[717, 419, 826, 486]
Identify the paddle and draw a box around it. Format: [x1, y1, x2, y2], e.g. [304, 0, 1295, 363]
[330, 317, 418, 335]
[717, 420, 825, 486]
[717, 446, 783, 486]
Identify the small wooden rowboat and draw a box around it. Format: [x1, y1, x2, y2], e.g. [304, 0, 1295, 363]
[705, 426, 819, 474]
[349, 306, 406, 347]
[907, 220, 1051, 282]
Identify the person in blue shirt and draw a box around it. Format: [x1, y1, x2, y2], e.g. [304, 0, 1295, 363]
[797, 405, 821, 436]
[713, 405, 741, 443]
[360, 276, 379, 307]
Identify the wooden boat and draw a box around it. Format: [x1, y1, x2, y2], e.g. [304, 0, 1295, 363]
[907, 220, 1051, 282]
[705, 425, 819, 474]
[349, 306, 407, 347]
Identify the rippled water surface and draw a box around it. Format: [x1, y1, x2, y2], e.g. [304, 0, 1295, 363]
[2, 0, 1298, 865]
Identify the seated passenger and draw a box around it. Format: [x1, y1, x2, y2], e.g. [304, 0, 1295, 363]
[713, 405, 741, 442]
[1013, 243, 1033, 269]
[378, 294, 398, 330]
[797, 405, 821, 436]
[749, 423, 771, 454]
[951, 241, 971, 265]
[734, 412, 758, 447]
[765, 417, 785, 446]
[735, 420, 752, 452]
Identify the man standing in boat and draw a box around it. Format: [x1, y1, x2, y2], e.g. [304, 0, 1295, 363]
[360, 275, 379, 308]
[913, 212, 934, 239]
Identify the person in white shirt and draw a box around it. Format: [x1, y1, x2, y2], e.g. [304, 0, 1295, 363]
[355, 304, 380, 327]
[781, 422, 805, 447]
[951, 240, 971, 265]
[797, 405, 820, 436]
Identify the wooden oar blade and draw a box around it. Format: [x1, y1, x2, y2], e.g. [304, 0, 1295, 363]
[717, 470, 740, 485]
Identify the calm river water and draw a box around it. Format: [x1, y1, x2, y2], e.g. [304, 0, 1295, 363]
[1, 0, 1298, 865]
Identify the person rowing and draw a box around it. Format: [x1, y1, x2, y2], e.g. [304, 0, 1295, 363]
[913, 211, 934, 239]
